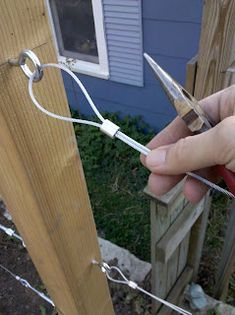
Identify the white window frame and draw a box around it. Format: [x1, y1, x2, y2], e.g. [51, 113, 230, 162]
[46, 0, 109, 79]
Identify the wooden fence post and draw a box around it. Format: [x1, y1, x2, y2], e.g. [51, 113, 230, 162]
[193, 0, 235, 299]
[0, 1, 114, 314]
[194, 0, 235, 99]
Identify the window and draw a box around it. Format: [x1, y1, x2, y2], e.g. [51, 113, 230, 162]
[46, 0, 109, 79]
[47, 0, 144, 86]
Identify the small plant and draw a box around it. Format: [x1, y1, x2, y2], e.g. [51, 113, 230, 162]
[39, 305, 58, 315]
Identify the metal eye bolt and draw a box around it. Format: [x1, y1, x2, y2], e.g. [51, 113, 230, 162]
[8, 49, 43, 82]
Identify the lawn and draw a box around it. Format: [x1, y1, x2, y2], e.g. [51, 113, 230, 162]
[74, 112, 155, 261]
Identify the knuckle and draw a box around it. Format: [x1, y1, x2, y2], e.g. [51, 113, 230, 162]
[215, 116, 235, 164]
[177, 137, 190, 152]
[218, 116, 235, 134]
[169, 137, 189, 163]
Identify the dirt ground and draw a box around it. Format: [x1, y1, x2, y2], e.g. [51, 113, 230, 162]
[0, 212, 151, 315]
[0, 215, 54, 315]
[0, 196, 233, 315]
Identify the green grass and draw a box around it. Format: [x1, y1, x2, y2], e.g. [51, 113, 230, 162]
[73, 111, 235, 305]
[39, 306, 57, 315]
[199, 191, 232, 297]
[74, 112, 155, 261]
[204, 193, 229, 251]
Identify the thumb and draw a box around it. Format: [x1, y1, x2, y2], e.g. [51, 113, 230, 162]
[145, 117, 235, 175]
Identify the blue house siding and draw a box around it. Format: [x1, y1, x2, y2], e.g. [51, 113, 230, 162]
[63, 1, 203, 131]
[103, 0, 144, 86]
[143, 0, 203, 23]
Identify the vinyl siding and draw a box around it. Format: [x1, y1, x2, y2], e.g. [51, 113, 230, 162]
[103, 0, 143, 86]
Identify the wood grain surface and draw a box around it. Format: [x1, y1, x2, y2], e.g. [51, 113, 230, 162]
[0, 1, 114, 314]
[195, 0, 235, 99]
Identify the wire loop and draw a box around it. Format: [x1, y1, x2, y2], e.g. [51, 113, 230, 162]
[8, 50, 43, 82]
[0, 223, 26, 247]
[28, 63, 102, 128]
[24, 53, 235, 198]
[93, 261, 192, 315]
[0, 263, 54, 306]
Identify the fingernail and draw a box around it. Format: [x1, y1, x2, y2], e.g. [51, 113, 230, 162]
[147, 149, 166, 167]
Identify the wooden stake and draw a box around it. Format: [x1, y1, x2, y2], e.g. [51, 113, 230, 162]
[0, 1, 114, 314]
[194, 0, 235, 300]
[194, 0, 235, 99]
[185, 55, 198, 95]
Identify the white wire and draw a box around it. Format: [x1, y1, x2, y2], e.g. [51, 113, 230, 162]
[94, 261, 191, 315]
[116, 131, 150, 155]
[28, 63, 103, 128]
[187, 171, 235, 198]
[0, 263, 54, 306]
[0, 223, 25, 247]
[137, 286, 191, 315]
[27, 62, 234, 199]
[27, 63, 152, 155]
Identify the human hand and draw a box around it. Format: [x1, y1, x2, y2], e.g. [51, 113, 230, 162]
[141, 85, 235, 203]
